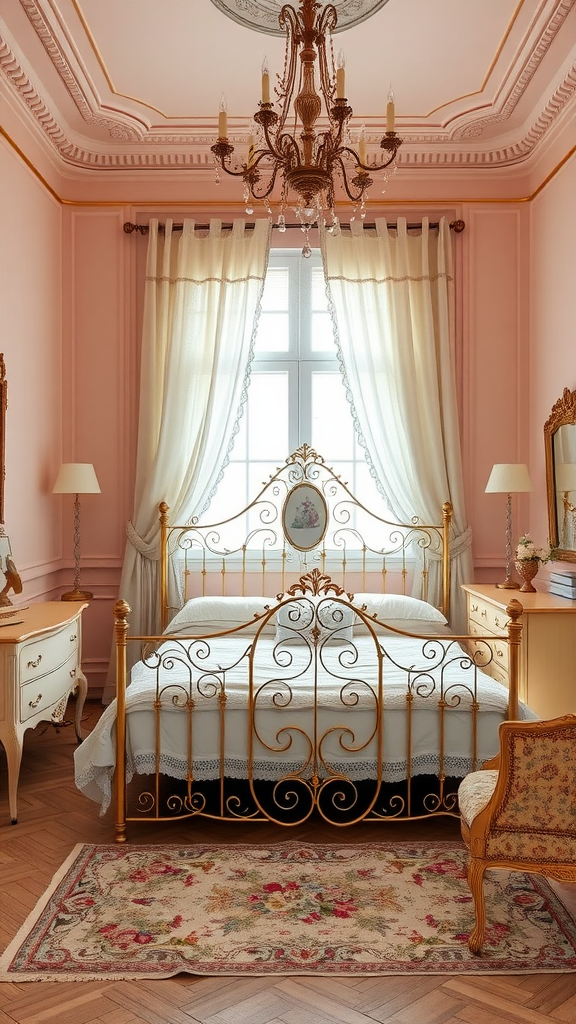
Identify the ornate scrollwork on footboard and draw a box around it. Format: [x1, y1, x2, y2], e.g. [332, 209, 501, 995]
[111, 572, 520, 841]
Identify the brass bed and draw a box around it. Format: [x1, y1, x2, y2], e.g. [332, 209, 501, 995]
[74, 447, 526, 841]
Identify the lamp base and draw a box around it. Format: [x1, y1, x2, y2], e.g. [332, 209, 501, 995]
[496, 578, 520, 590]
[61, 588, 93, 602]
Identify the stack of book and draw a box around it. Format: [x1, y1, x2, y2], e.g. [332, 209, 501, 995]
[549, 570, 576, 600]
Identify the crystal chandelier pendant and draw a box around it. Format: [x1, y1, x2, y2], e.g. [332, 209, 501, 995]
[210, 0, 402, 249]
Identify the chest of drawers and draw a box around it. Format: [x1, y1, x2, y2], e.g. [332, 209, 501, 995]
[0, 601, 88, 823]
[461, 584, 576, 719]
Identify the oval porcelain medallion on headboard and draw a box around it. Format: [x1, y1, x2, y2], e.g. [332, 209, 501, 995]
[208, 0, 392, 35]
[282, 482, 328, 551]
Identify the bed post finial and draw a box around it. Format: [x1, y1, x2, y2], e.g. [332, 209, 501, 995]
[442, 501, 453, 622]
[113, 599, 131, 844]
[159, 502, 170, 632]
[505, 598, 523, 722]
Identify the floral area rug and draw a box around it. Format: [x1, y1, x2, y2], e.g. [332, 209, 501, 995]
[2, 840, 576, 981]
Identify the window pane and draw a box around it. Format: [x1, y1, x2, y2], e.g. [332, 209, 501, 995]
[311, 371, 354, 460]
[247, 372, 289, 458]
[311, 267, 328, 310]
[255, 312, 289, 352]
[311, 311, 334, 352]
[261, 267, 289, 311]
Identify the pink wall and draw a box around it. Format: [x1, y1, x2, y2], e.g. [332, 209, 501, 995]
[1, 126, 575, 698]
[529, 155, 576, 583]
[0, 136, 62, 591]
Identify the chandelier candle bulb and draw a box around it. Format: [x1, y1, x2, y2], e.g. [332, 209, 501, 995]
[386, 90, 395, 132]
[261, 58, 270, 103]
[336, 51, 345, 98]
[218, 95, 227, 138]
[359, 127, 366, 165]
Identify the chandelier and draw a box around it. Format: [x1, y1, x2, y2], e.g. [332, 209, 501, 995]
[211, 0, 402, 253]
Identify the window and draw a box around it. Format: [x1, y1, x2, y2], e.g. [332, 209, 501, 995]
[208, 249, 387, 526]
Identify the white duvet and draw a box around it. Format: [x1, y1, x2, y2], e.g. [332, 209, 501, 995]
[75, 631, 535, 813]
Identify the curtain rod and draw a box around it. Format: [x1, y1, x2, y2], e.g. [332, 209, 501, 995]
[123, 219, 465, 236]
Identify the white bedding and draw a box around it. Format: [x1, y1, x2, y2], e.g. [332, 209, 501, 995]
[75, 629, 535, 814]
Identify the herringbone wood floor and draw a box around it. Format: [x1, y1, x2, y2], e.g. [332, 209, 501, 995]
[2, 700, 576, 1024]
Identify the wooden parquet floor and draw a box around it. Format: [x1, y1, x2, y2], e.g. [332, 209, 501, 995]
[2, 700, 576, 1024]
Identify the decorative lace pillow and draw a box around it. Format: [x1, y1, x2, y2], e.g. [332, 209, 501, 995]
[276, 595, 354, 645]
[166, 596, 275, 636]
[352, 593, 448, 635]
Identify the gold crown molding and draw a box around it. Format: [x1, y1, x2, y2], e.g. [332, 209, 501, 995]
[1, 48, 575, 198]
[2, 114, 574, 209]
[8, 0, 575, 172]
[19, 0, 143, 140]
[0, 125, 61, 201]
[452, 0, 576, 140]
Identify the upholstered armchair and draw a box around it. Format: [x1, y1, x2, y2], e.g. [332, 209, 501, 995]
[458, 714, 576, 953]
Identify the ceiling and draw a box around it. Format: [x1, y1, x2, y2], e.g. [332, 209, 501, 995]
[1, 0, 575, 191]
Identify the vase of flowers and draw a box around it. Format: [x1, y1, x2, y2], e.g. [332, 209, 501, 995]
[514, 534, 553, 592]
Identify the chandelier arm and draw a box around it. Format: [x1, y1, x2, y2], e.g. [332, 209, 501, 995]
[316, 5, 338, 113]
[275, 131, 303, 166]
[210, 144, 251, 179]
[244, 162, 282, 201]
[332, 155, 371, 203]
[276, 5, 301, 133]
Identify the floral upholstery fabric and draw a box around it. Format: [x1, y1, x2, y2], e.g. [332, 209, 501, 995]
[458, 770, 498, 827]
[461, 726, 576, 864]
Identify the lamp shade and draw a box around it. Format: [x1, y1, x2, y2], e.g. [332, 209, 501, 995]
[485, 463, 532, 494]
[52, 463, 101, 495]
[556, 463, 576, 493]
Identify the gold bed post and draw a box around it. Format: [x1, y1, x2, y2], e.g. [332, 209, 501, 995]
[159, 502, 170, 632]
[505, 598, 523, 721]
[114, 600, 131, 843]
[442, 501, 453, 622]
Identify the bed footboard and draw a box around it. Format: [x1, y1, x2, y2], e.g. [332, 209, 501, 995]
[109, 576, 523, 843]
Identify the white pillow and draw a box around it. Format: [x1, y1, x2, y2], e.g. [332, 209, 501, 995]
[276, 594, 354, 645]
[352, 593, 448, 634]
[166, 596, 275, 636]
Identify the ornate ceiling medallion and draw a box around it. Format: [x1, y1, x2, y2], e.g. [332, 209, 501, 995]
[208, 0, 391, 35]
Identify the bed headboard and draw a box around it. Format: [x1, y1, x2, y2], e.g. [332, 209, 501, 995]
[159, 445, 453, 630]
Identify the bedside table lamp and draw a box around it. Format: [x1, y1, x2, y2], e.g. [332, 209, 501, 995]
[485, 463, 532, 589]
[53, 463, 101, 601]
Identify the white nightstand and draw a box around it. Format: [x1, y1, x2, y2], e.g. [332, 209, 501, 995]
[461, 584, 576, 719]
[0, 601, 88, 823]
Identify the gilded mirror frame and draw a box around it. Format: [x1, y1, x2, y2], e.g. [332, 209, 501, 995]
[544, 386, 576, 563]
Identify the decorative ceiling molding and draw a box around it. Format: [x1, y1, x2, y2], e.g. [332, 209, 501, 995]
[18, 0, 143, 139]
[207, 0, 391, 35]
[1, 5, 575, 176]
[452, 0, 575, 140]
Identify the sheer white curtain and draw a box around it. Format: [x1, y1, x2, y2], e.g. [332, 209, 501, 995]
[103, 217, 271, 703]
[320, 217, 472, 630]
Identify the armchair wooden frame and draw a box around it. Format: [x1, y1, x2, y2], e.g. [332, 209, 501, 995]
[459, 714, 576, 953]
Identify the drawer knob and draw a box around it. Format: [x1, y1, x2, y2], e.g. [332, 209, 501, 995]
[27, 654, 42, 669]
[69, 633, 77, 642]
[496, 646, 504, 658]
[494, 616, 502, 628]
[481, 608, 487, 617]
[69, 669, 76, 678]
[28, 693, 42, 709]
[471, 603, 478, 613]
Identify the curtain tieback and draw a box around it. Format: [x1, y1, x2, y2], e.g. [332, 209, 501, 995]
[425, 524, 473, 561]
[126, 520, 159, 560]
